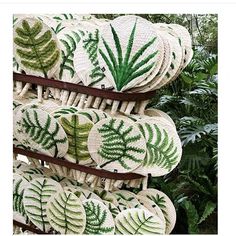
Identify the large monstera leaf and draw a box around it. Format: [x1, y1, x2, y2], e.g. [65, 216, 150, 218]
[59, 114, 94, 165]
[115, 208, 165, 235]
[23, 178, 62, 232]
[13, 174, 29, 224]
[83, 199, 115, 234]
[135, 118, 182, 176]
[88, 118, 146, 173]
[13, 18, 60, 78]
[138, 188, 176, 234]
[98, 15, 160, 91]
[46, 190, 86, 234]
[19, 108, 68, 157]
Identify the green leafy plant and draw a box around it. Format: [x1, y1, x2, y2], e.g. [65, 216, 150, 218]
[59, 30, 84, 79]
[82, 29, 106, 86]
[60, 115, 93, 163]
[14, 19, 60, 77]
[83, 200, 114, 234]
[99, 20, 158, 91]
[46, 191, 86, 234]
[97, 118, 145, 169]
[116, 209, 164, 234]
[22, 109, 67, 157]
[138, 123, 179, 171]
[23, 178, 61, 232]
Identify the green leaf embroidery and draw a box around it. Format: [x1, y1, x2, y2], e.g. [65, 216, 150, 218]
[46, 190, 86, 234]
[138, 123, 179, 171]
[115, 208, 164, 234]
[59, 30, 84, 79]
[99, 19, 158, 91]
[14, 19, 60, 77]
[22, 109, 68, 157]
[83, 200, 115, 234]
[23, 178, 62, 232]
[53, 14, 75, 21]
[97, 118, 145, 170]
[60, 115, 93, 163]
[53, 107, 78, 119]
[103, 201, 120, 219]
[51, 22, 65, 34]
[82, 29, 105, 86]
[78, 109, 109, 124]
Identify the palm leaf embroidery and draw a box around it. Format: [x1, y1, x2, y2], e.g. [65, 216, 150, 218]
[46, 191, 86, 234]
[138, 123, 179, 171]
[82, 29, 105, 86]
[14, 19, 60, 78]
[22, 109, 68, 157]
[115, 209, 164, 234]
[53, 14, 75, 21]
[51, 22, 65, 34]
[59, 30, 84, 79]
[99, 19, 158, 91]
[97, 118, 145, 170]
[83, 200, 115, 234]
[60, 115, 93, 163]
[103, 201, 120, 219]
[78, 109, 109, 124]
[93, 189, 114, 203]
[23, 178, 62, 232]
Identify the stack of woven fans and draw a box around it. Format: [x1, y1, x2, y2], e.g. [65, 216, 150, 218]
[13, 14, 193, 234]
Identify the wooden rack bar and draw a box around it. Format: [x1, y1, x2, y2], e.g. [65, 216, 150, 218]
[14, 146, 144, 180]
[13, 220, 49, 234]
[13, 72, 156, 101]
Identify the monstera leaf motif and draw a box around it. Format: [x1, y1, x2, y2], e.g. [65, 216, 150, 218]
[13, 174, 29, 223]
[83, 199, 115, 234]
[21, 109, 68, 157]
[88, 118, 146, 173]
[98, 16, 159, 91]
[60, 114, 93, 164]
[14, 18, 60, 78]
[46, 190, 86, 234]
[115, 208, 165, 234]
[136, 120, 182, 176]
[23, 178, 62, 232]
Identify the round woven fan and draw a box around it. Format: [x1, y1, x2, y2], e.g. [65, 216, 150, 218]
[98, 15, 161, 92]
[83, 199, 115, 234]
[15, 107, 68, 157]
[115, 208, 166, 235]
[134, 118, 182, 176]
[23, 177, 63, 232]
[88, 117, 146, 173]
[138, 188, 176, 234]
[46, 190, 86, 234]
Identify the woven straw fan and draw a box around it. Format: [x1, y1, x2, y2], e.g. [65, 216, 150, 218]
[13, 17, 61, 102]
[23, 177, 63, 232]
[83, 199, 115, 234]
[115, 208, 166, 235]
[134, 117, 182, 177]
[73, 28, 113, 110]
[46, 190, 86, 234]
[98, 15, 161, 114]
[138, 188, 176, 234]
[88, 117, 146, 190]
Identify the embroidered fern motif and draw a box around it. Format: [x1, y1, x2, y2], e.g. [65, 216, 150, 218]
[59, 30, 84, 79]
[53, 107, 78, 119]
[138, 123, 179, 171]
[14, 19, 60, 77]
[22, 109, 67, 157]
[83, 200, 114, 234]
[99, 19, 158, 91]
[82, 29, 105, 86]
[97, 118, 145, 170]
[60, 115, 93, 163]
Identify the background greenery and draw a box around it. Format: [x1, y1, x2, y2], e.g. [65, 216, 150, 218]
[94, 14, 218, 234]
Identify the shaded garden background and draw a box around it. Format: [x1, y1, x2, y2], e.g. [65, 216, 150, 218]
[94, 14, 218, 234]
